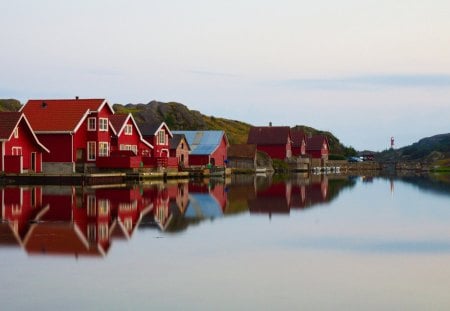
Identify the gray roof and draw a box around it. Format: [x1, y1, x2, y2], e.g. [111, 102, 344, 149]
[169, 134, 191, 150]
[172, 130, 227, 155]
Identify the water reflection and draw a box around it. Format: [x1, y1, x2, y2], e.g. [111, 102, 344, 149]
[2, 174, 447, 258]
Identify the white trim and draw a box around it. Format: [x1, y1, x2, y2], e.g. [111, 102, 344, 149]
[71, 133, 74, 163]
[124, 124, 133, 135]
[20, 114, 50, 153]
[1, 141, 4, 171]
[99, 118, 109, 132]
[87, 117, 96, 131]
[87, 141, 96, 161]
[98, 142, 109, 157]
[153, 122, 173, 138]
[34, 131, 72, 134]
[73, 109, 92, 133]
[120, 114, 153, 149]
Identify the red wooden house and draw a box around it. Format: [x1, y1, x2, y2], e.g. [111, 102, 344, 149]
[139, 121, 178, 169]
[306, 135, 330, 160]
[109, 113, 153, 156]
[96, 113, 154, 169]
[21, 98, 115, 173]
[290, 129, 307, 157]
[247, 126, 292, 160]
[0, 112, 49, 173]
[173, 130, 229, 166]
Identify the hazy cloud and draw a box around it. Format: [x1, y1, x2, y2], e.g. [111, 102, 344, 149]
[281, 74, 450, 90]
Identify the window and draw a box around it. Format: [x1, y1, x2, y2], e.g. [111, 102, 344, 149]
[98, 224, 109, 241]
[120, 144, 137, 155]
[99, 118, 108, 131]
[98, 142, 109, 157]
[124, 218, 133, 231]
[13, 128, 19, 138]
[12, 147, 22, 155]
[125, 124, 132, 135]
[87, 195, 96, 216]
[87, 142, 96, 161]
[88, 118, 96, 131]
[87, 224, 96, 242]
[158, 130, 165, 145]
[98, 200, 110, 215]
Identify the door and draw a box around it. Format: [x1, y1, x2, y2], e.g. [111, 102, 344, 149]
[31, 152, 36, 172]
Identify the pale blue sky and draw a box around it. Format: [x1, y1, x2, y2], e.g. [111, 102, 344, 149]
[1, 0, 449, 151]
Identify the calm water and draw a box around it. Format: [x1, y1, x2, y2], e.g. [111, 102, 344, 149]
[1, 174, 450, 310]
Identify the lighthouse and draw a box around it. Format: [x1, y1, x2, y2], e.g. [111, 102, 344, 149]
[390, 136, 394, 150]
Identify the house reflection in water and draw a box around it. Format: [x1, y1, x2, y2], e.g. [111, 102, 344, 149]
[0, 174, 355, 258]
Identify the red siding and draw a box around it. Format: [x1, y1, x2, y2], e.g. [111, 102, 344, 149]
[256, 145, 288, 160]
[3, 118, 45, 172]
[38, 134, 73, 162]
[211, 136, 228, 166]
[189, 155, 210, 166]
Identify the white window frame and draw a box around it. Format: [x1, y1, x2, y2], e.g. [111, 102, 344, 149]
[124, 124, 132, 135]
[98, 224, 109, 241]
[99, 118, 108, 132]
[13, 128, 19, 138]
[87, 118, 96, 131]
[87, 195, 96, 216]
[87, 141, 96, 161]
[158, 130, 165, 145]
[12, 147, 22, 155]
[98, 199, 110, 215]
[98, 142, 109, 157]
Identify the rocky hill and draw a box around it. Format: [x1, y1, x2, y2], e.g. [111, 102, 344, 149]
[377, 133, 450, 168]
[0, 99, 21, 112]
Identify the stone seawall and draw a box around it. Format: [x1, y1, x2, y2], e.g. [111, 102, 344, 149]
[326, 160, 381, 172]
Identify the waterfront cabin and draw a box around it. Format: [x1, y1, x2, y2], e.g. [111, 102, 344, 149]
[290, 129, 307, 157]
[227, 144, 257, 170]
[173, 130, 229, 167]
[139, 122, 178, 169]
[21, 98, 115, 173]
[0, 112, 49, 173]
[306, 135, 330, 160]
[98, 113, 154, 169]
[247, 126, 292, 160]
[169, 134, 191, 168]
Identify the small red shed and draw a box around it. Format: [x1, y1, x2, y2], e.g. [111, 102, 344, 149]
[0, 112, 49, 173]
[306, 135, 330, 160]
[169, 133, 191, 168]
[291, 129, 307, 157]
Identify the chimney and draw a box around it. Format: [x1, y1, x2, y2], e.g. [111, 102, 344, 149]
[269, 122, 272, 127]
[41, 101, 47, 108]
[75, 96, 79, 100]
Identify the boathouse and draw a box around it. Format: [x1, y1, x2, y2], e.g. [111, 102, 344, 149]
[247, 126, 292, 160]
[173, 130, 229, 167]
[291, 129, 307, 157]
[227, 144, 257, 169]
[0, 112, 49, 173]
[306, 135, 330, 160]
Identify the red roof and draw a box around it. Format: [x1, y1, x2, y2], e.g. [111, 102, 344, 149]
[247, 126, 291, 145]
[109, 114, 129, 134]
[21, 99, 109, 132]
[228, 144, 257, 159]
[290, 129, 306, 148]
[0, 112, 21, 140]
[306, 135, 329, 151]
